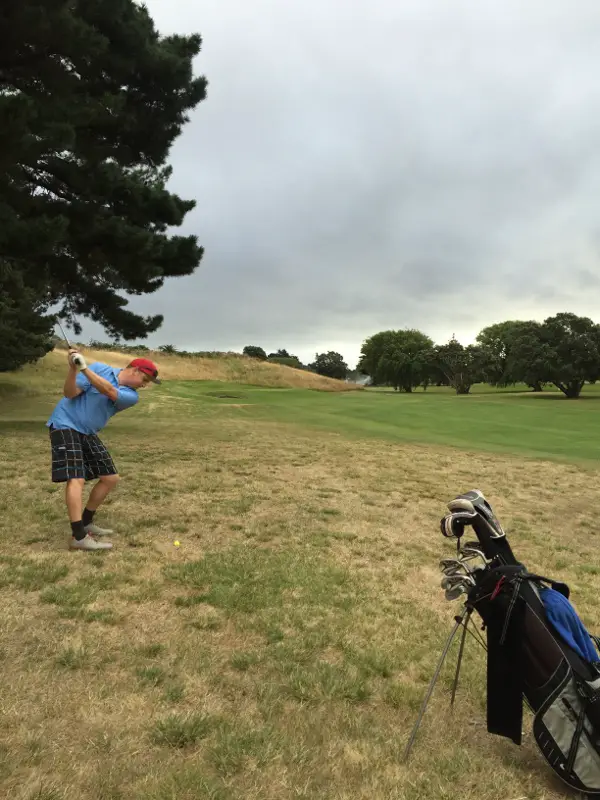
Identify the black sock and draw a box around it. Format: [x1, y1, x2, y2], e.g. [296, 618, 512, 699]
[71, 520, 87, 541]
[82, 508, 95, 527]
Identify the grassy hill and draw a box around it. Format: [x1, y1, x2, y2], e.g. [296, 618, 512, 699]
[0, 354, 599, 799]
[40, 344, 361, 391]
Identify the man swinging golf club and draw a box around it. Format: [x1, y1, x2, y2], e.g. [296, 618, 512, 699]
[47, 345, 161, 551]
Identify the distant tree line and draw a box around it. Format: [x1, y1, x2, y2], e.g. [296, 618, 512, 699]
[357, 313, 600, 398]
[30, 312, 600, 397]
[242, 346, 349, 380]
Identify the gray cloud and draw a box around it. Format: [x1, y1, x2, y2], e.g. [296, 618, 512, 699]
[75, 0, 600, 367]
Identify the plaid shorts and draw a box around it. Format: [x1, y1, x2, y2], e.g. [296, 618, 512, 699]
[49, 427, 118, 483]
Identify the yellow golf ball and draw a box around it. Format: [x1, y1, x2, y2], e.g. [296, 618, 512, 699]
[173, 540, 180, 547]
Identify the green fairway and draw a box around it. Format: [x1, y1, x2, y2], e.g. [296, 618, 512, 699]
[2, 361, 600, 800]
[159, 381, 600, 464]
[2, 371, 600, 463]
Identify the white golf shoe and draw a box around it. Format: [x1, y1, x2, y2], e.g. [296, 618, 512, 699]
[84, 523, 114, 537]
[70, 534, 113, 551]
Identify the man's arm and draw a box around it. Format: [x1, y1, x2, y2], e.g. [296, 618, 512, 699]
[81, 367, 118, 402]
[63, 350, 118, 402]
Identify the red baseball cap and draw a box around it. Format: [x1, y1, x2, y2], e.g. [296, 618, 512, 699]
[129, 358, 161, 384]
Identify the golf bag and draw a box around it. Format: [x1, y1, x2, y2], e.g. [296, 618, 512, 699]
[407, 489, 600, 796]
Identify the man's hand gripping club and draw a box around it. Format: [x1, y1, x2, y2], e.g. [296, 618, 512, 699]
[69, 349, 87, 371]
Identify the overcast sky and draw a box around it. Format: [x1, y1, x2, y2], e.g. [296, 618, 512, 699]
[77, 0, 600, 368]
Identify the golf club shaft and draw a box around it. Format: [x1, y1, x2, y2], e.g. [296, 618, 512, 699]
[56, 320, 72, 349]
[56, 320, 85, 367]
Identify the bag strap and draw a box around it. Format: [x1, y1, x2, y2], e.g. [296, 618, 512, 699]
[525, 572, 570, 599]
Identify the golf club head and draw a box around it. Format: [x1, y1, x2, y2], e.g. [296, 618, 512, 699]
[456, 559, 487, 576]
[460, 546, 492, 565]
[440, 573, 475, 591]
[464, 560, 488, 575]
[460, 540, 487, 555]
[448, 490, 506, 539]
[445, 584, 469, 601]
[440, 510, 477, 539]
[448, 498, 477, 514]
[439, 558, 471, 575]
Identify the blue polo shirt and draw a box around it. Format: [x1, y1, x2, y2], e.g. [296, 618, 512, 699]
[47, 362, 139, 435]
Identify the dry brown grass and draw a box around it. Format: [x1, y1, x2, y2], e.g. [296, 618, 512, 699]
[44, 345, 361, 391]
[1, 395, 599, 799]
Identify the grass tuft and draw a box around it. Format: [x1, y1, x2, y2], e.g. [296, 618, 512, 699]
[0, 558, 68, 591]
[136, 666, 166, 686]
[151, 713, 218, 748]
[56, 647, 87, 670]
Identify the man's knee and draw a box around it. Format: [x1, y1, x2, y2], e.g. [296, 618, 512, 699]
[100, 473, 120, 489]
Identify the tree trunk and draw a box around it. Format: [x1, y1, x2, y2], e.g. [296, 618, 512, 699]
[454, 382, 471, 395]
[555, 381, 584, 398]
[528, 382, 543, 392]
[402, 385, 413, 393]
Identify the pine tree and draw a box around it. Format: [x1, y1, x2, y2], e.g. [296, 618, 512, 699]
[0, 0, 208, 368]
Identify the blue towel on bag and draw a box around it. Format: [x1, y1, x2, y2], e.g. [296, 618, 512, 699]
[540, 586, 600, 664]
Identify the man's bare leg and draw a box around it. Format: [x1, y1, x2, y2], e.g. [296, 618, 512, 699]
[65, 477, 112, 550]
[85, 474, 120, 512]
[66, 478, 85, 523]
[82, 475, 120, 534]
